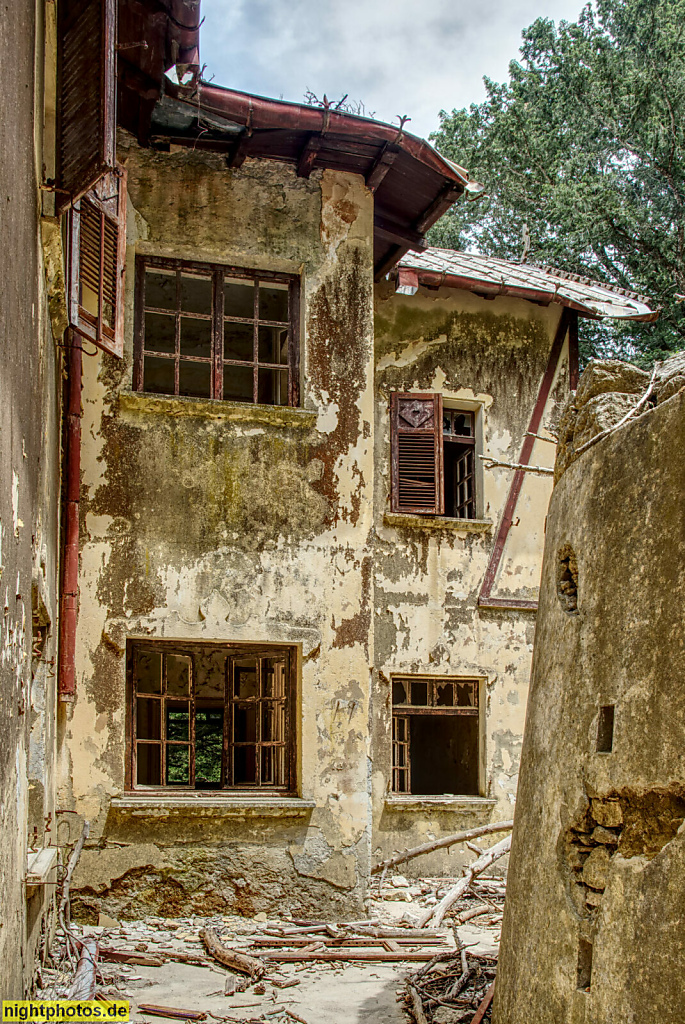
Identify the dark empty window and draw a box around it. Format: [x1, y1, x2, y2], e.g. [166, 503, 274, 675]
[128, 641, 295, 791]
[392, 676, 480, 796]
[390, 394, 478, 520]
[596, 705, 615, 753]
[134, 257, 299, 406]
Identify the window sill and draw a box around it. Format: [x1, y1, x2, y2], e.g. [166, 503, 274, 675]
[118, 390, 317, 430]
[384, 795, 497, 811]
[111, 794, 316, 818]
[384, 512, 493, 533]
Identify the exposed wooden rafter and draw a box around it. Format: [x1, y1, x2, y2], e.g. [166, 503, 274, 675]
[366, 144, 399, 193]
[297, 133, 323, 178]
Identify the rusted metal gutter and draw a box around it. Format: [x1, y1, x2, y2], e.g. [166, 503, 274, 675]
[58, 331, 82, 702]
[193, 83, 470, 186]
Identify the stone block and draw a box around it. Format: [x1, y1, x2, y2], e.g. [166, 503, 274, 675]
[575, 360, 650, 408]
[656, 350, 685, 404]
[591, 826, 619, 846]
[582, 845, 611, 890]
[591, 799, 623, 828]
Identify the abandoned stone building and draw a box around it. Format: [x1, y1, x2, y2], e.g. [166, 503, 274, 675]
[494, 355, 685, 1024]
[1, 0, 661, 998]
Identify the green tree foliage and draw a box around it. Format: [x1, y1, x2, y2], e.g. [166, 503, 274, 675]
[429, 0, 685, 363]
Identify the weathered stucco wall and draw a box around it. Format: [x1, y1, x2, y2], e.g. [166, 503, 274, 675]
[495, 374, 685, 1024]
[372, 282, 569, 874]
[1, 0, 62, 995]
[61, 138, 377, 919]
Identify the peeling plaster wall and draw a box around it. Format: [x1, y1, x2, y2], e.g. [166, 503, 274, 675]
[1, 0, 62, 995]
[495, 390, 685, 1024]
[61, 137, 376, 919]
[372, 282, 569, 874]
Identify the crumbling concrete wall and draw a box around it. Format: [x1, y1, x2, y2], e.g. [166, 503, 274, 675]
[0, 0, 62, 995]
[371, 281, 569, 875]
[495, 359, 685, 1024]
[60, 137, 376, 919]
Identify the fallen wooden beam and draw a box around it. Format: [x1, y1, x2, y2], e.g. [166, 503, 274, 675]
[137, 1004, 206, 1021]
[372, 821, 513, 875]
[415, 835, 512, 928]
[200, 927, 265, 979]
[250, 936, 445, 948]
[100, 948, 165, 967]
[262, 949, 453, 963]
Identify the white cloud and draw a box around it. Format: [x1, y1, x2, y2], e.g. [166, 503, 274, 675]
[199, 0, 586, 140]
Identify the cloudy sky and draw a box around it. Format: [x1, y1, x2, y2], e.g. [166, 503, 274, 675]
[199, 0, 587, 141]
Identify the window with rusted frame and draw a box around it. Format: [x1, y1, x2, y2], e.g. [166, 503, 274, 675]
[133, 257, 300, 406]
[390, 394, 478, 520]
[391, 675, 480, 796]
[127, 641, 296, 792]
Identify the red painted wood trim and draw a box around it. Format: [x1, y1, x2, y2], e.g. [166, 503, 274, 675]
[471, 980, 496, 1024]
[478, 308, 570, 608]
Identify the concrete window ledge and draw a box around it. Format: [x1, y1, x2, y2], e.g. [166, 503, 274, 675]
[384, 795, 497, 811]
[110, 794, 316, 818]
[384, 512, 493, 533]
[118, 390, 317, 430]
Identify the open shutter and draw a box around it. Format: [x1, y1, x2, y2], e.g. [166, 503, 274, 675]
[57, 0, 117, 214]
[68, 166, 127, 358]
[390, 393, 444, 514]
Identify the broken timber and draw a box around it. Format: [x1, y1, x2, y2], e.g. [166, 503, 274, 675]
[260, 949, 451, 963]
[200, 926, 265, 979]
[372, 820, 513, 874]
[137, 1006, 206, 1021]
[415, 834, 512, 928]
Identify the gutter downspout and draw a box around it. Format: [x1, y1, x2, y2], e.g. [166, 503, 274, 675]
[58, 329, 82, 702]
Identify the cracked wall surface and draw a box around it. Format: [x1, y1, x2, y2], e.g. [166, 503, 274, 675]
[60, 136, 376, 918]
[495, 377, 685, 1024]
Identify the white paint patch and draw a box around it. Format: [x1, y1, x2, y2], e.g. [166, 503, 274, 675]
[12, 472, 23, 536]
[375, 334, 447, 372]
[316, 389, 339, 433]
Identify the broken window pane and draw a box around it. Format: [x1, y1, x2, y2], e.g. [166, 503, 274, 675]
[137, 698, 161, 739]
[234, 745, 257, 784]
[258, 368, 288, 406]
[167, 655, 191, 697]
[411, 681, 428, 706]
[143, 356, 175, 395]
[234, 704, 257, 742]
[144, 312, 175, 354]
[223, 365, 253, 402]
[436, 683, 454, 706]
[180, 316, 212, 359]
[166, 703, 190, 742]
[224, 322, 254, 362]
[181, 273, 212, 315]
[225, 278, 255, 319]
[456, 682, 477, 707]
[135, 650, 162, 693]
[392, 679, 407, 705]
[258, 326, 288, 364]
[145, 269, 176, 310]
[259, 283, 289, 322]
[137, 743, 161, 785]
[179, 361, 211, 398]
[166, 745, 190, 785]
[196, 651, 226, 701]
[195, 708, 224, 786]
[234, 660, 258, 699]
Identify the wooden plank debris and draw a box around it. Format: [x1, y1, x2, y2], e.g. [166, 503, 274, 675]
[101, 949, 165, 967]
[137, 1005, 206, 1021]
[414, 834, 512, 928]
[471, 980, 496, 1024]
[200, 927, 265, 979]
[262, 949, 452, 963]
[372, 821, 512, 875]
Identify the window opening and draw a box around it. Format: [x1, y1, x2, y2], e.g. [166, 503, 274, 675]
[390, 394, 478, 520]
[596, 705, 615, 753]
[129, 641, 294, 791]
[135, 257, 299, 406]
[577, 939, 593, 991]
[443, 409, 476, 519]
[391, 676, 479, 796]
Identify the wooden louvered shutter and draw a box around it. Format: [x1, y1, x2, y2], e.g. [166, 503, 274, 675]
[57, 0, 117, 214]
[68, 167, 127, 358]
[390, 393, 444, 514]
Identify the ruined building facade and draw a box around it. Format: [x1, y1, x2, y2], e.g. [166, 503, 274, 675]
[495, 357, 685, 1024]
[1, 0, 659, 991]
